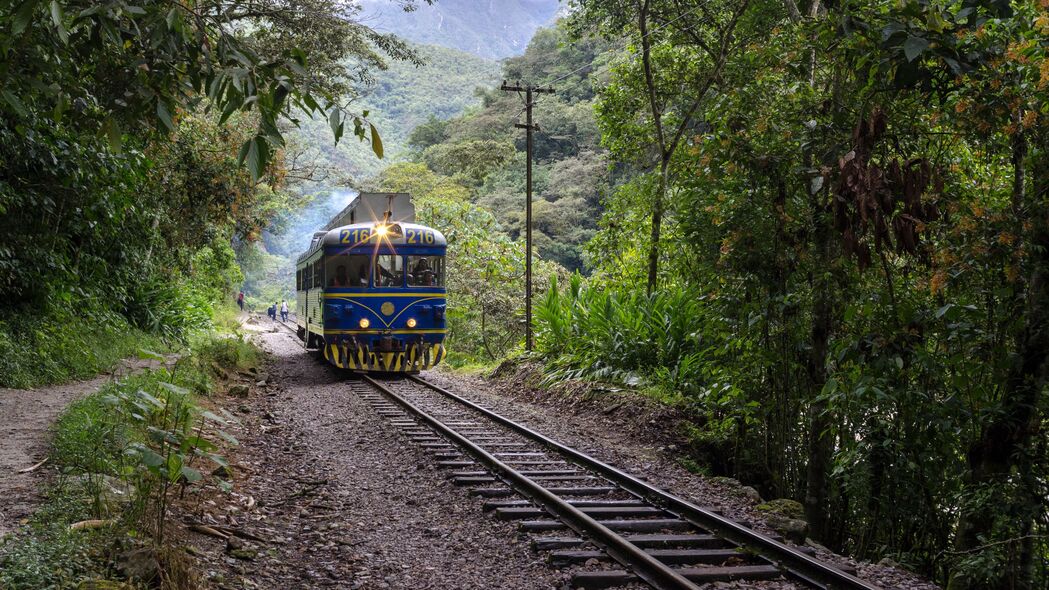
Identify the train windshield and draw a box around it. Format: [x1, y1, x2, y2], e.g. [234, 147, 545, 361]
[326, 254, 370, 288]
[407, 256, 444, 287]
[374, 255, 404, 287]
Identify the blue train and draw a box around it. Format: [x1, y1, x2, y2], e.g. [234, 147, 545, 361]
[295, 193, 447, 372]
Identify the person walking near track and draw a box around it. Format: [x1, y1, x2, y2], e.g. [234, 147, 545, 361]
[237, 290, 244, 311]
[280, 300, 289, 322]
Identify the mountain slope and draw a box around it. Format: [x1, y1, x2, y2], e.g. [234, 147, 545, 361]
[358, 0, 561, 59]
[289, 43, 501, 180]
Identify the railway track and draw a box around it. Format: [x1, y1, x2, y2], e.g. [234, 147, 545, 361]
[266, 320, 880, 589]
[355, 374, 882, 590]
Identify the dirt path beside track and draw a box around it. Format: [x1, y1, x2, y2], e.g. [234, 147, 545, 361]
[0, 357, 172, 537]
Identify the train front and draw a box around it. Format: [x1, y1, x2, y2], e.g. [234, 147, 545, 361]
[320, 221, 447, 372]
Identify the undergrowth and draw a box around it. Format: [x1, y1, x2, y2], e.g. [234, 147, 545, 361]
[0, 305, 169, 389]
[0, 335, 258, 589]
[442, 351, 502, 374]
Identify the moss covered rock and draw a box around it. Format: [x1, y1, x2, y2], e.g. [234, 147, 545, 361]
[756, 498, 805, 519]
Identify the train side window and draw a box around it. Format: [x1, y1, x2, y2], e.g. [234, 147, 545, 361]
[374, 255, 404, 287]
[313, 261, 324, 288]
[326, 254, 370, 288]
[296, 269, 301, 291]
[407, 256, 444, 287]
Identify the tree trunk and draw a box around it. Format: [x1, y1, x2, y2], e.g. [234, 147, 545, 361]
[804, 208, 835, 543]
[647, 159, 668, 294]
[637, 0, 666, 295]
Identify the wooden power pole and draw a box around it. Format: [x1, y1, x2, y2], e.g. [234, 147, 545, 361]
[501, 80, 553, 352]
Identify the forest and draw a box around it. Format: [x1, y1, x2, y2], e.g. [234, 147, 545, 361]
[0, 0, 1047, 589]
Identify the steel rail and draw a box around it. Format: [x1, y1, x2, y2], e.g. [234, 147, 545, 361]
[409, 375, 883, 590]
[360, 375, 702, 590]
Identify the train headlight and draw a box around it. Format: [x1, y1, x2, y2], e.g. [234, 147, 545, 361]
[358, 318, 370, 329]
[406, 318, 417, 328]
[375, 225, 388, 236]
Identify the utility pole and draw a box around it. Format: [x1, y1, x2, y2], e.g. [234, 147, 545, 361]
[501, 80, 553, 351]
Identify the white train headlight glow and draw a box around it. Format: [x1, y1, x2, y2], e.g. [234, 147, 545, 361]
[406, 318, 417, 328]
[358, 318, 370, 329]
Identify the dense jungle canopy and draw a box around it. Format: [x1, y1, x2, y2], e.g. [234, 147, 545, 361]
[1, 0, 1047, 589]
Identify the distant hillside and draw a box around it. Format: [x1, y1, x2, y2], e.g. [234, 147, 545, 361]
[289, 43, 501, 180]
[374, 24, 615, 272]
[358, 0, 561, 59]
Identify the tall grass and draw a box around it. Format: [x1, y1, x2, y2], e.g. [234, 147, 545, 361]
[535, 274, 721, 393]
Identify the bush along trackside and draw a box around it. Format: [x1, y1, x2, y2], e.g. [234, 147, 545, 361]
[0, 336, 258, 590]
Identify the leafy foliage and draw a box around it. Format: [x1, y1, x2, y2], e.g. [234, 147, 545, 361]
[0, 0, 397, 177]
[1, 336, 257, 588]
[0, 0, 415, 385]
[528, 0, 1049, 587]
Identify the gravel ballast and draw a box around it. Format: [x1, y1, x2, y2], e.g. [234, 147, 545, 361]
[184, 323, 939, 590]
[186, 327, 568, 589]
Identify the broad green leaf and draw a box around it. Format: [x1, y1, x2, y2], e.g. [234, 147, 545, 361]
[216, 429, 239, 446]
[903, 36, 928, 62]
[165, 6, 179, 29]
[156, 100, 174, 132]
[50, 0, 67, 43]
[328, 108, 342, 143]
[1, 90, 27, 117]
[136, 389, 165, 408]
[180, 466, 202, 483]
[184, 436, 217, 453]
[159, 381, 189, 396]
[206, 452, 229, 468]
[238, 136, 267, 179]
[102, 117, 122, 153]
[53, 91, 68, 122]
[201, 410, 227, 424]
[218, 97, 240, 125]
[370, 123, 384, 159]
[238, 137, 267, 179]
[11, 1, 36, 36]
[137, 446, 165, 468]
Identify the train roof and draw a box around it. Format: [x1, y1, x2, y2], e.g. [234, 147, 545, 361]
[296, 221, 447, 263]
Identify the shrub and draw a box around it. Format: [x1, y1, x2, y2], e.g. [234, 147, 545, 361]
[535, 273, 720, 389]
